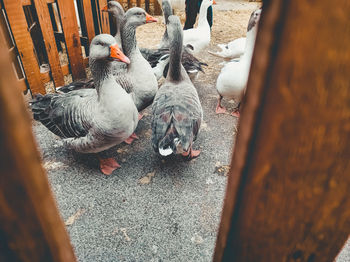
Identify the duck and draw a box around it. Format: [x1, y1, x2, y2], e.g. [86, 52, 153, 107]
[151, 15, 203, 159]
[215, 9, 261, 117]
[31, 34, 138, 175]
[183, 0, 216, 55]
[208, 37, 246, 60]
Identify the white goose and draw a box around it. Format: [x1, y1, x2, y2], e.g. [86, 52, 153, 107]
[208, 37, 246, 60]
[31, 34, 138, 175]
[152, 15, 203, 159]
[183, 0, 216, 55]
[215, 9, 261, 117]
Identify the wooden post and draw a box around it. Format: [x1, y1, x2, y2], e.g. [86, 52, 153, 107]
[81, 0, 96, 45]
[214, 0, 350, 261]
[32, 0, 65, 88]
[2, 0, 45, 94]
[0, 32, 76, 262]
[56, 0, 86, 80]
[98, 0, 110, 34]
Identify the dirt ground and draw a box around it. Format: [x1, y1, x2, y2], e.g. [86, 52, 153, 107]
[33, 1, 267, 262]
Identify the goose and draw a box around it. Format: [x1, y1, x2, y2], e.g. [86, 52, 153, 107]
[151, 15, 203, 159]
[139, 0, 207, 81]
[57, 7, 158, 115]
[157, 0, 186, 15]
[101, 1, 124, 48]
[183, 0, 216, 55]
[31, 34, 138, 175]
[208, 37, 246, 60]
[215, 9, 261, 117]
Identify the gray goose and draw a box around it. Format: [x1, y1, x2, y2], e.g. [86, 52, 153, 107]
[31, 34, 138, 175]
[151, 15, 203, 159]
[58, 7, 158, 116]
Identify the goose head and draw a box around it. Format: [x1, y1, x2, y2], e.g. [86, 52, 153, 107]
[89, 34, 130, 64]
[247, 9, 262, 32]
[101, 1, 125, 19]
[124, 7, 158, 27]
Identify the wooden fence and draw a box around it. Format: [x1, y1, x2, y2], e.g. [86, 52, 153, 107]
[0, 0, 161, 95]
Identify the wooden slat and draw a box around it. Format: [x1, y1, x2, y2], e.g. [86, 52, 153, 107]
[0, 31, 76, 262]
[32, 0, 65, 87]
[40, 58, 89, 84]
[214, 0, 350, 261]
[3, 0, 45, 94]
[22, 0, 56, 6]
[153, 0, 161, 15]
[56, 0, 86, 80]
[98, 0, 110, 34]
[81, 0, 95, 45]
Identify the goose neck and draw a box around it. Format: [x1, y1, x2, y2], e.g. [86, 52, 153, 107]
[198, 4, 210, 27]
[168, 28, 183, 81]
[120, 21, 137, 57]
[244, 26, 258, 58]
[90, 59, 115, 94]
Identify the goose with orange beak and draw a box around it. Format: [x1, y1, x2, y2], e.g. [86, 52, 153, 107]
[31, 34, 138, 175]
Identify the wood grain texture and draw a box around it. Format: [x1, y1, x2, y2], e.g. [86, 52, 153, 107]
[98, 0, 110, 34]
[81, 0, 95, 45]
[56, 0, 86, 80]
[33, 0, 65, 87]
[0, 34, 76, 262]
[214, 0, 350, 261]
[3, 0, 45, 94]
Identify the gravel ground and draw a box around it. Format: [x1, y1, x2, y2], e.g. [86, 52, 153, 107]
[32, 0, 350, 261]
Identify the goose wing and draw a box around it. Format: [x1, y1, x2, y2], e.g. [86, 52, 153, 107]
[31, 89, 96, 138]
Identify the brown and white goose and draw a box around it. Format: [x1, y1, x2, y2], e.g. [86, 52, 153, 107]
[31, 34, 138, 175]
[151, 15, 203, 159]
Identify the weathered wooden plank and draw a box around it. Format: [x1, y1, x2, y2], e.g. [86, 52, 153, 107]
[56, 0, 86, 80]
[153, 0, 161, 15]
[40, 58, 89, 85]
[0, 33, 76, 262]
[81, 0, 95, 45]
[214, 0, 350, 261]
[22, 0, 56, 6]
[3, 0, 45, 94]
[32, 0, 65, 87]
[98, 0, 110, 34]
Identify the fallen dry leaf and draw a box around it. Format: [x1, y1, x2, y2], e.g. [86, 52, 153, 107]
[65, 209, 85, 226]
[120, 228, 131, 241]
[117, 146, 129, 154]
[214, 164, 230, 176]
[139, 171, 155, 185]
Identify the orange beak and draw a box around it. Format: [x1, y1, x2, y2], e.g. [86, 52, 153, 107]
[101, 5, 108, 12]
[110, 44, 130, 64]
[145, 13, 158, 23]
[213, 0, 217, 4]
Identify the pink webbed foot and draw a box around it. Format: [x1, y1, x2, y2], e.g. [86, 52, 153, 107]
[99, 157, 121, 175]
[215, 105, 227, 114]
[231, 110, 240, 118]
[182, 147, 201, 160]
[124, 132, 139, 145]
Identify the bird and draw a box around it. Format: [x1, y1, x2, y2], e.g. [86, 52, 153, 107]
[31, 34, 138, 175]
[215, 9, 261, 117]
[182, 0, 216, 55]
[151, 15, 203, 159]
[208, 37, 246, 60]
[139, 0, 207, 80]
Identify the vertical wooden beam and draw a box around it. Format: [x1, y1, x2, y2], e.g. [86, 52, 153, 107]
[0, 31, 76, 262]
[32, 0, 65, 87]
[56, 0, 86, 80]
[153, 0, 161, 15]
[81, 0, 95, 45]
[98, 0, 110, 34]
[2, 0, 45, 94]
[214, 0, 350, 261]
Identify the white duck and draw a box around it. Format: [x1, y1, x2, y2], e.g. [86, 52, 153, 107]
[215, 9, 261, 117]
[31, 34, 138, 175]
[208, 37, 246, 60]
[152, 15, 203, 159]
[183, 0, 216, 55]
